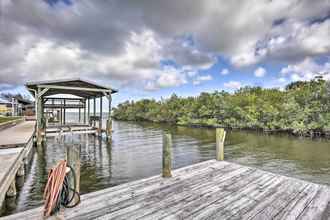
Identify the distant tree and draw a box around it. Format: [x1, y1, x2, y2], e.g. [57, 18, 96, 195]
[113, 78, 330, 136]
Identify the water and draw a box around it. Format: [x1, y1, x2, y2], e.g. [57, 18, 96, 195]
[1, 120, 330, 216]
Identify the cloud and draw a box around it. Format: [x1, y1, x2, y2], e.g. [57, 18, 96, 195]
[0, 0, 330, 91]
[224, 81, 242, 89]
[220, 68, 229, 75]
[144, 66, 188, 91]
[280, 57, 330, 81]
[192, 75, 212, 85]
[254, 67, 267, 78]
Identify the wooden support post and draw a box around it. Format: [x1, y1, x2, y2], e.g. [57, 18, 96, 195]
[78, 108, 81, 123]
[66, 144, 80, 205]
[87, 98, 90, 124]
[99, 97, 102, 135]
[36, 88, 43, 146]
[162, 133, 172, 178]
[106, 94, 112, 141]
[63, 99, 66, 125]
[6, 180, 17, 197]
[84, 99, 86, 124]
[93, 98, 96, 127]
[216, 128, 226, 161]
[17, 163, 25, 177]
[60, 100, 63, 125]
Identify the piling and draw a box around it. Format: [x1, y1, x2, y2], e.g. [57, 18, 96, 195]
[216, 128, 226, 161]
[6, 180, 17, 198]
[17, 163, 25, 177]
[162, 133, 172, 178]
[66, 144, 81, 206]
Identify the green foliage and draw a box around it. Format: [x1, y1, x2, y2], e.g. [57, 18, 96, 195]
[113, 78, 330, 136]
[0, 116, 21, 124]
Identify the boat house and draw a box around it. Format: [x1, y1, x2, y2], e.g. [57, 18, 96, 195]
[25, 78, 117, 144]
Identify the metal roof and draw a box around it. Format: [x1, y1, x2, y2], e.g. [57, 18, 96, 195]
[25, 78, 118, 98]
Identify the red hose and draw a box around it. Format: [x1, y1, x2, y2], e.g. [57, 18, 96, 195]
[43, 160, 68, 217]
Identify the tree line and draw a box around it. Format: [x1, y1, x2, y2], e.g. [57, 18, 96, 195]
[113, 78, 330, 137]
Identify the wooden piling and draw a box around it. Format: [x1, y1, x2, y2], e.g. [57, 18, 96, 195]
[16, 163, 25, 177]
[162, 133, 172, 178]
[36, 88, 43, 146]
[99, 97, 102, 135]
[66, 144, 81, 205]
[106, 93, 112, 141]
[6, 180, 16, 198]
[216, 128, 226, 161]
[93, 98, 96, 127]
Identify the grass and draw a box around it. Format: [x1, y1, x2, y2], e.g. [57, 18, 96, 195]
[0, 116, 22, 124]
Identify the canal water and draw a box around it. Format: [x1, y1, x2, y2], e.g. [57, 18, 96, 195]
[1, 120, 330, 216]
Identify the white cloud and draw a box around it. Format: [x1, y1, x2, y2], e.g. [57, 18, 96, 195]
[278, 77, 287, 83]
[280, 57, 330, 81]
[144, 66, 188, 91]
[192, 75, 212, 85]
[1, 0, 330, 91]
[220, 68, 229, 75]
[224, 81, 242, 89]
[254, 67, 267, 77]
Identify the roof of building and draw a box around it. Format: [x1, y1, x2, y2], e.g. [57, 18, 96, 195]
[25, 78, 118, 99]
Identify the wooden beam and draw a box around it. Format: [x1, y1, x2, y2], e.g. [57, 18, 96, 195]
[66, 144, 81, 206]
[106, 94, 112, 141]
[84, 99, 86, 124]
[99, 97, 102, 135]
[93, 98, 96, 127]
[37, 88, 49, 99]
[216, 128, 226, 161]
[78, 108, 81, 123]
[63, 99, 66, 125]
[87, 98, 90, 124]
[162, 133, 172, 178]
[38, 85, 112, 93]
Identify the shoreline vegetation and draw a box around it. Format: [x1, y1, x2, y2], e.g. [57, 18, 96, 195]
[0, 116, 21, 124]
[113, 78, 330, 138]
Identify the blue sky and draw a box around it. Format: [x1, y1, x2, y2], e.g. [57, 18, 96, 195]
[0, 1, 329, 108]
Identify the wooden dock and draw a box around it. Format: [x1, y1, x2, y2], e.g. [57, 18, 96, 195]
[2, 160, 330, 220]
[0, 121, 35, 148]
[0, 121, 35, 208]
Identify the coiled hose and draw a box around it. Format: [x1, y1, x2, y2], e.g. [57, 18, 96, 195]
[43, 160, 80, 217]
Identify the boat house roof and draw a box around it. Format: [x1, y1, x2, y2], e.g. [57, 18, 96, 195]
[25, 78, 118, 99]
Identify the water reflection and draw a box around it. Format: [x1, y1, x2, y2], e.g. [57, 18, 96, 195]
[2, 120, 330, 216]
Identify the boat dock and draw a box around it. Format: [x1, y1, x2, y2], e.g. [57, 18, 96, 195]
[2, 159, 330, 220]
[0, 121, 36, 208]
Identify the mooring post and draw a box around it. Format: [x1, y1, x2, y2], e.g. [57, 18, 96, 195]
[106, 93, 112, 142]
[6, 180, 17, 197]
[162, 133, 172, 178]
[93, 98, 96, 127]
[66, 144, 81, 205]
[216, 128, 226, 161]
[99, 96, 103, 136]
[83, 99, 86, 124]
[36, 88, 43, 146]
[17, 163, 25, 177]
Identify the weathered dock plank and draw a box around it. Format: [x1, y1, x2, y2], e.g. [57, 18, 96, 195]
[0, 121, 35, 208]
[2, 160, 330, 220]
[0, 121, 35, 148]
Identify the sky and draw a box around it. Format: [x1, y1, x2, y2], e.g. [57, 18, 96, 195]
[0, 0, 329, 107]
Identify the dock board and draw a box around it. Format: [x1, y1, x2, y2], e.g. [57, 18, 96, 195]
[0, 121, 35, 148]
[0, 121, 35, 208]
[2, 160, 329, 220]
[46, 125, 97, 137]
